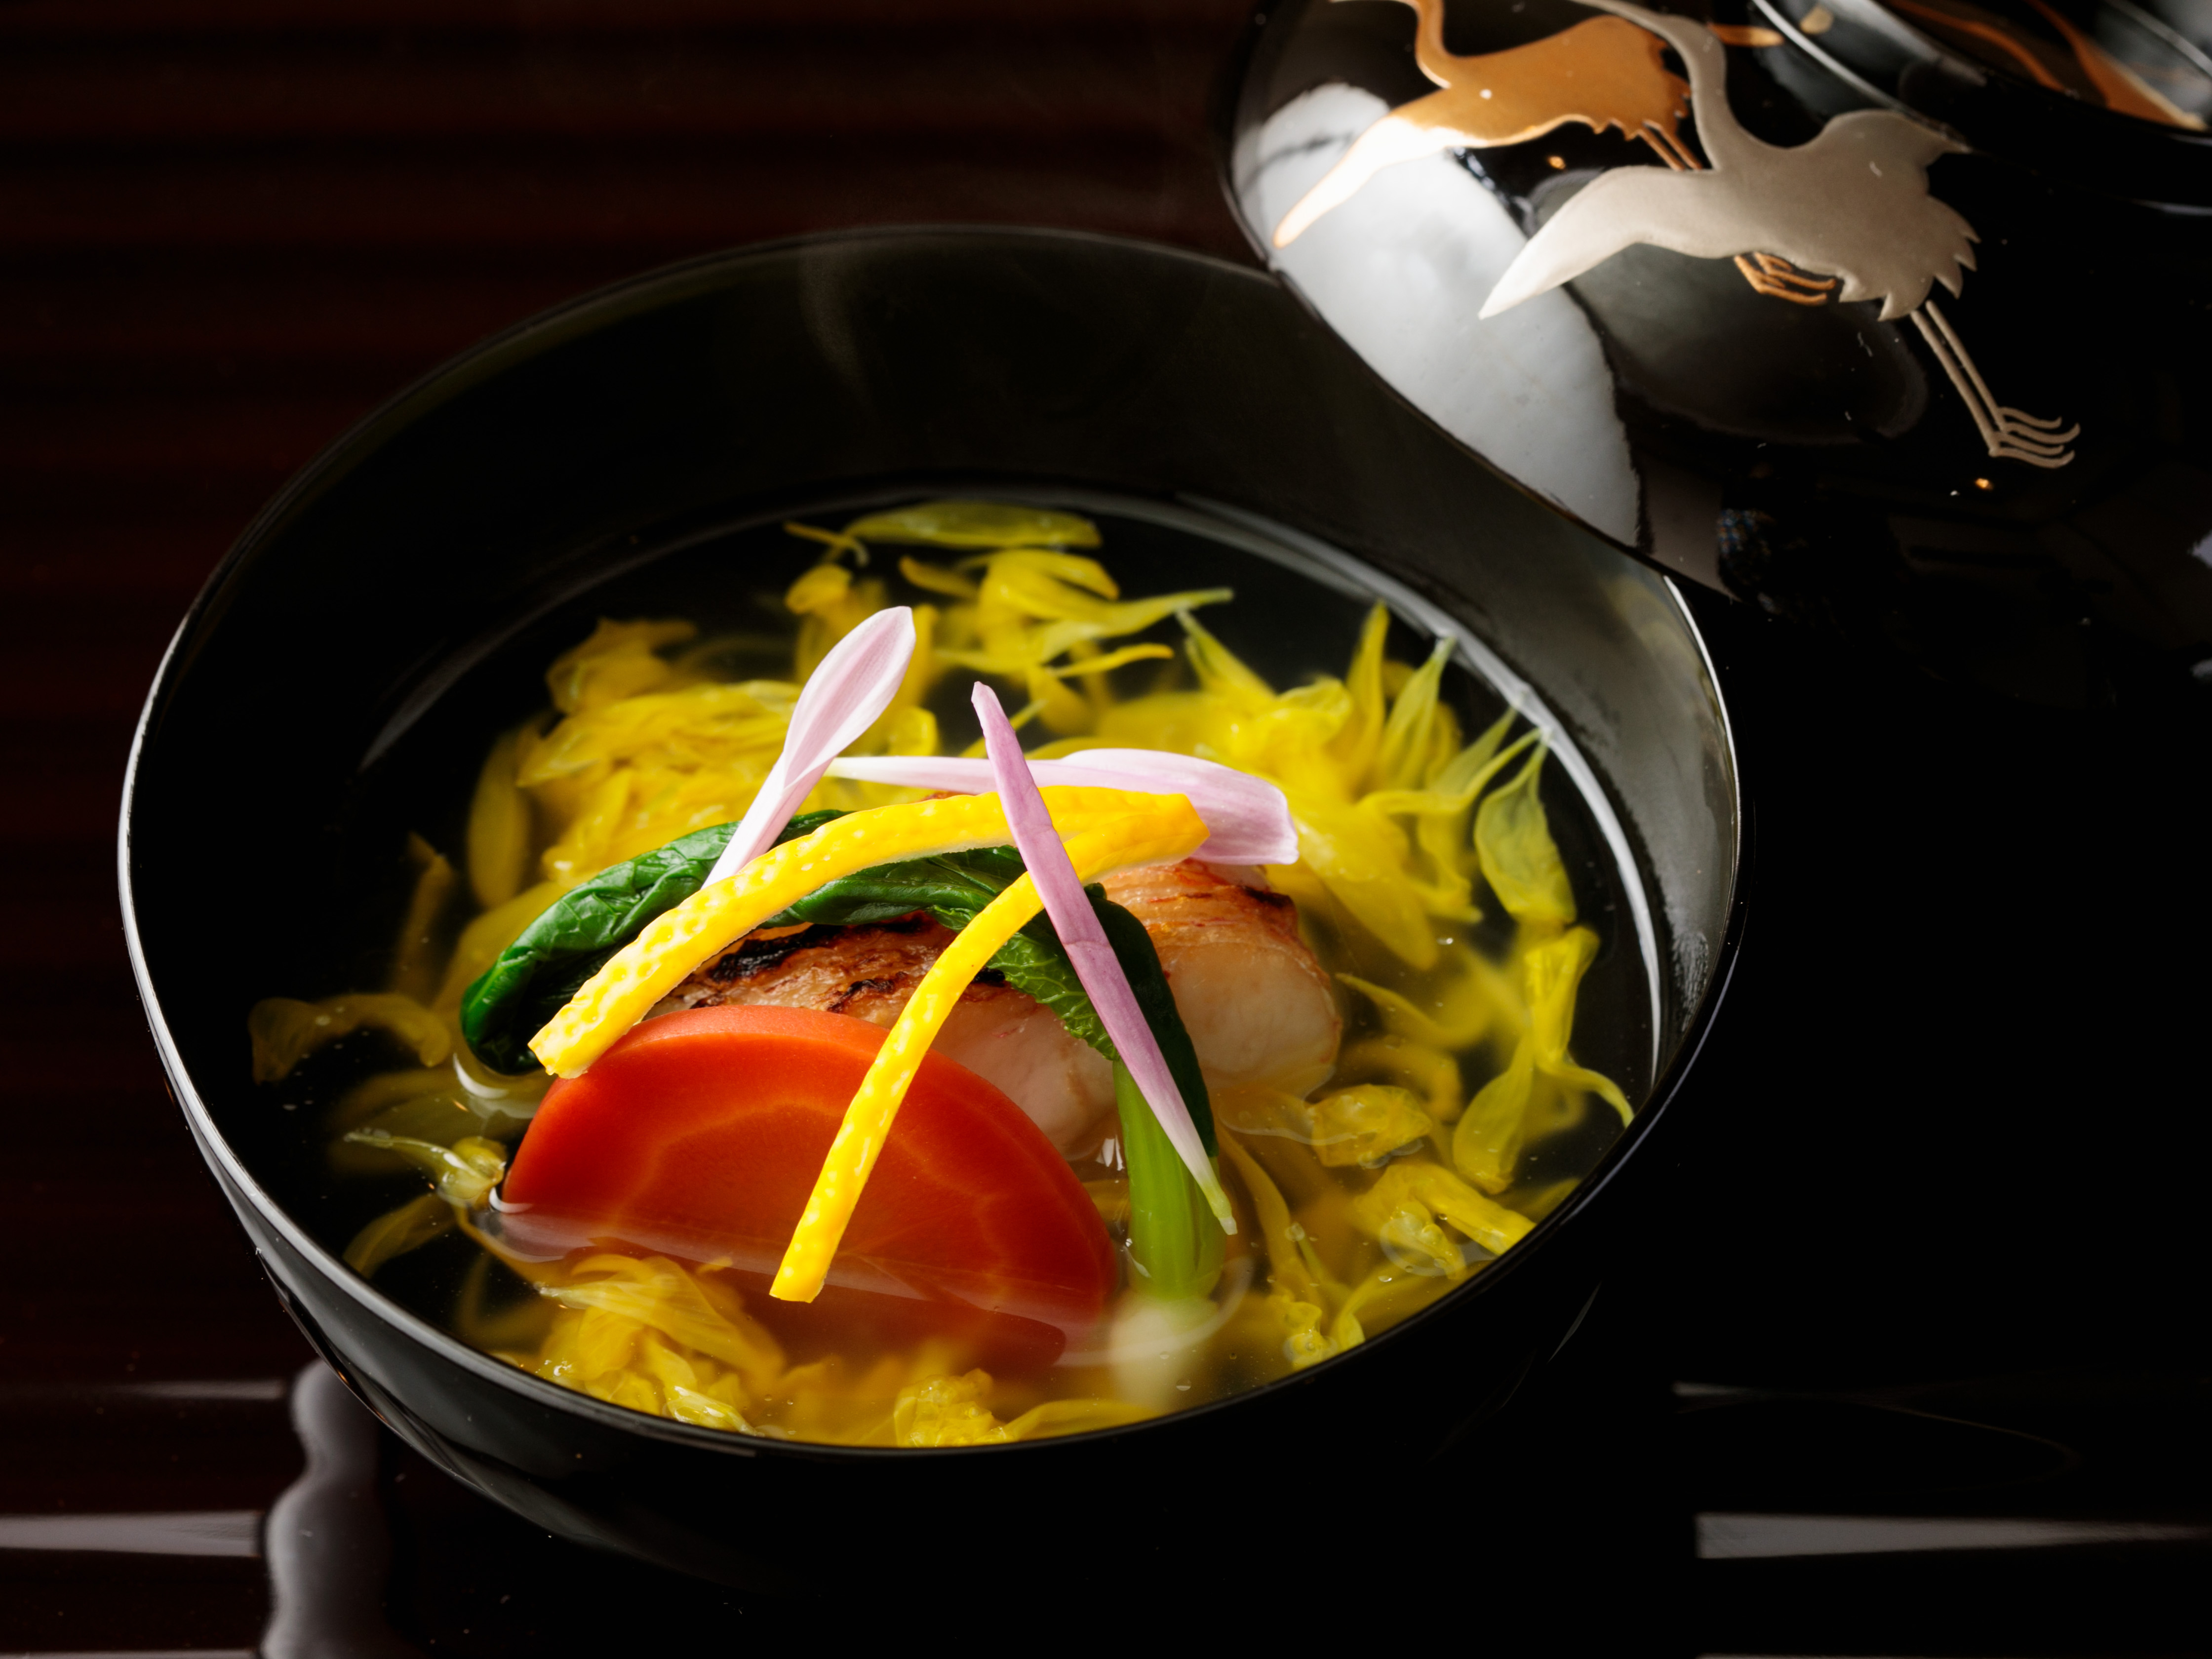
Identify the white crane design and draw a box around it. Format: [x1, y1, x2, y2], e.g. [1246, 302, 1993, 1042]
[1271, 1, 1697, 250]
[1480, 0, 2077, 467]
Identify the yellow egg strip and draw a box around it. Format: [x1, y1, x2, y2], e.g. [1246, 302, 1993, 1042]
[528, 786, 1166, 1077]
[770, 798, 1208, 1304]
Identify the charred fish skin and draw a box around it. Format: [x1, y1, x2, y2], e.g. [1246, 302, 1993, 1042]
[656, 913, 956, 1024]
[699, 922, 844, 982]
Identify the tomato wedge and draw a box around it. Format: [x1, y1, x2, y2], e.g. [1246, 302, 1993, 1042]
[498, 1006, 1115, 1362]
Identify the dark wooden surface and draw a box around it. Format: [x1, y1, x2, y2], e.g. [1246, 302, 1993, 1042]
[4, 1, 2209, 1651]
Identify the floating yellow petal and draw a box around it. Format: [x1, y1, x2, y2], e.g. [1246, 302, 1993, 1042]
[1453, 926, 1629, 1190]
[845, 500, 1103, 550]
[387, 834, 456, 1005]
[1349, 1159, 1535, 1259]
[1452, 1044, 1539, 1193]
[342, 1192, 453, 1277]
[465, 726, 534, 910]
[1306, 1084, 1438, 1168]
[1475, 741, 1576, 928]
[1524, 925, 1632, 1123]
[248, 992, 450, 1084]
[340, 1130, 507, 1208]
[890, 1371, 1153, 1445]
[546, 618, 697, 715]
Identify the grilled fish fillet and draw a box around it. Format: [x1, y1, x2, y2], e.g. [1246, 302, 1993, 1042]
[1099, 862, 1342, 1094]
[652, 914, 1117, 1158]
[653, 862, 1341, 1158]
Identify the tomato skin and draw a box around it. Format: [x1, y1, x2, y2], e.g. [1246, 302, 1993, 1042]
[499, 1006, 1115, 1357]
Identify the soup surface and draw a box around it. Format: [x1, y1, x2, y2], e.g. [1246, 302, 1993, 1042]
[248, 495, 1654, 1446]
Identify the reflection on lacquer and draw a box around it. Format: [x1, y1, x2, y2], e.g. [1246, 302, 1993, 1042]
[1278, 0, 2081, 469]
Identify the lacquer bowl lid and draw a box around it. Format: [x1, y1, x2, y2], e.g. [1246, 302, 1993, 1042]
[1224, 0, 2212, 705]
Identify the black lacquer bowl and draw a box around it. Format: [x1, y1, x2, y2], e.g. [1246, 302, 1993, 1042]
[119, 228, 1743, 1592]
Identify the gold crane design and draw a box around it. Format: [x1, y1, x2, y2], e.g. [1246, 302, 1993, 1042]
[1272, 0, 1697, 248]
[1275, 0, 2078, 468]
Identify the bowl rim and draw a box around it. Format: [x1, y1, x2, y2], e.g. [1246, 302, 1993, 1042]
[118, 223, 1750, 1462]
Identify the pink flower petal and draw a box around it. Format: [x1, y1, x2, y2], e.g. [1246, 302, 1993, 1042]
[703, 607, 917, 887]
[823, 750, 1297, 867]
[972, 684, 1235, 1232]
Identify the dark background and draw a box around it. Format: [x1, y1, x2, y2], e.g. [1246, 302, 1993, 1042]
[1, 0, 2205, 1652]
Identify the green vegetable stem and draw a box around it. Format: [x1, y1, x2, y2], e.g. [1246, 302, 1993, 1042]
[1115, 1061, 1224, 1303]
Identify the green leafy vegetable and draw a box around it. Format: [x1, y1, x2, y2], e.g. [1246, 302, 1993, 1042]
[460, 810, 844, 1073]
[995, 914, 1113, 1055]
[760, 845, 1025, 930]
[1091, 898, 1213, 1155]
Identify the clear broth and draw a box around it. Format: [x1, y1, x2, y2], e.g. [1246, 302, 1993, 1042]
[251, 492, 1657, 1445]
